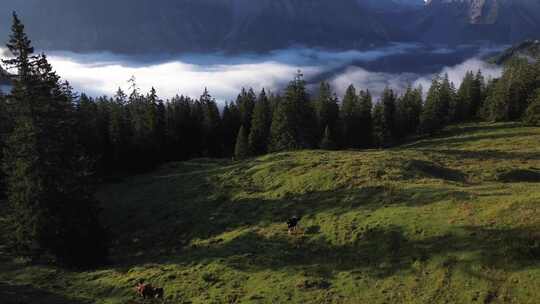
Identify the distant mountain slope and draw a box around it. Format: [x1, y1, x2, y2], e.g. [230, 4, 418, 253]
[418, 0, 540, 44]
[491, 39, 540, 65]
[0, 0, 409, 53]
[0, 0, 539, 53]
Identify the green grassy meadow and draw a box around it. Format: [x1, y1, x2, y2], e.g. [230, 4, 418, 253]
[1, 122, 540, 304]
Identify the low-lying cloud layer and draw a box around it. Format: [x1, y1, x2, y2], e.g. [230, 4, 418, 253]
[0, 44, 503, 102]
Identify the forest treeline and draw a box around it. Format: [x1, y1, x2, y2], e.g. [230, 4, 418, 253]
[0, 14, 540, 267]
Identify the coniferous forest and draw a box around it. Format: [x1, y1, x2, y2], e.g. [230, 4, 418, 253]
[1, 13, 540, 268]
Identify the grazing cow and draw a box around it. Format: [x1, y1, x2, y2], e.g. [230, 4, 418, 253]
[135, 280, 164, 299]
[287, 216, 301, 234]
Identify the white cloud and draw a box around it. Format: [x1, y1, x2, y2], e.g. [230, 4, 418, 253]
[331, 58, 502, 100]
[412, 58, 502, 94]
[0, 44, 503, 102]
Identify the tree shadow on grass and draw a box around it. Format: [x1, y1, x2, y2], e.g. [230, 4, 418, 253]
[0, 282, 90, 304]
[107, 182, 475, 264]
[130, 224, 540, 286]
[417, 149, 540, 162]
[406, 132, 538, 149]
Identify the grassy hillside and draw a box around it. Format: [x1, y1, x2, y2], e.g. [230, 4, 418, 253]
[1, 122, 540, 304]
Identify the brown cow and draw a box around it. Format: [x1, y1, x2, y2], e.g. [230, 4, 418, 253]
[135, 280, 164, 299]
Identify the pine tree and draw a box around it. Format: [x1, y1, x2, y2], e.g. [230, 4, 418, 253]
[470, 70, 485, 119]
[269, 99, 297, 152]
[155, 97, 166, 159]
[396, 86, 423, 138]
[438, 73, 455, 123]
[454, 71, 474, 122]
[236, 88, 256, 133]
[483, 59, 539, 121]
[270, 71, 316, 151]
[340, 84, 361, 148]
[524, 90, 540, 126]
[221, 102, 241, 157]
[420, 76, 445, 134]
[372, 87, 398, 146]
[314, 82, 339, 144]
[2, 14, 108, 266]
[372, 103, 385, 148]
[287, 71, 317, 148]
[320, 125, 336, 150]
[0, 89, 7, 197]
[248, 89, 272, 155]
[234, 125, 249, 159]
[357, 90, 373, 148]
[200, 88, 222, 157]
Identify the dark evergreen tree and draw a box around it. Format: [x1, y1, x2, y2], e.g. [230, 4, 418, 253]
[234, 125, 249, 159]
[396, 86, 423, 138]
[372, 102, 385, 148]
[109, 88, 133, 170]
[200, 88, 222, 157]
[236, 88, 256, 134]
[2, 14, 108, 266]
[340, 85, 361, 148]
[221, 102, 242, 157]
[357, 90, 373, 148]
[248, 89, 272, 155]
[420, 76, 445, 134]
[287, 71, 317, 148]
[483, 59, 539, 121]
[438, 73, 455, 124]
[320, 125, 336, 150]
[155, 95, 166, 160]
[0, 89, 7, 197]
[454, 71, 474, 122]
[524, 90, 540, 126]
[270, 72, 316, 151]
[314, 82, 339, 145]
[470, 70, 485, 119]
[375, 87, 398, 146]
[269, 98, 297, 152]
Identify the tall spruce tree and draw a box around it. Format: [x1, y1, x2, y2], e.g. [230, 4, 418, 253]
[0, 89, 7, 197]
[377, 87, 398, 146]
[236, 88, 256, 134]
[420, 76, 445, 134]
[340, 85, 361, 148]
[320, 125, 336, 150]
[454, 71, 474, 122]
[288, 71, 317, 148]
[248, 89, 272, 155]
[269, 99, 297, 152]
[221, 102, 242, 157]
[200, 88, 222, 157]
[234, 125, 249, 159]
[2, 13, 108, 266]
[372, 102, 385, 148]
[270, 72, 316, 151]
[314, 82, 339, 145]
[357, 90, 373, 148]
[396, 86, 423, 138]
[524, 89, 540, 126]
[470, 70, 485, 119]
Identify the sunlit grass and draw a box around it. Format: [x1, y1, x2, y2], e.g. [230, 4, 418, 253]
[1, 122, 539, 303]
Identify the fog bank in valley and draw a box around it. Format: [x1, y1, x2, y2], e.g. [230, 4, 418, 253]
[0, 44, 504, 102]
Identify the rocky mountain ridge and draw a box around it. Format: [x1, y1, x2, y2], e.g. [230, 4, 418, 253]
[0, 0, 539, 53]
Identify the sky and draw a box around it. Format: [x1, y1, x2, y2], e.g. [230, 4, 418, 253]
[0, 44, 503, 103]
